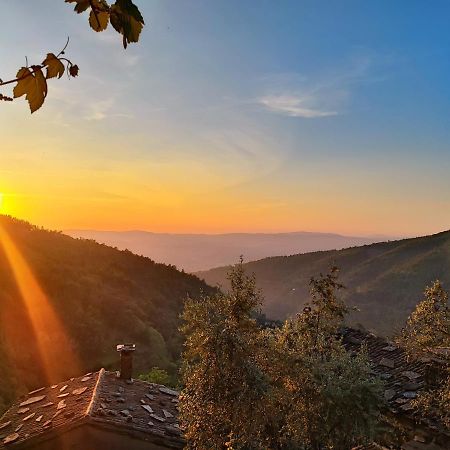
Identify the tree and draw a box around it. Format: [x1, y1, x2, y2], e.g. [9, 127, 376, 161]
[397, 280, 450, 428]
[138, 367, 175, 388]
[179, 259, 270, 449]
[0, 0, 144, 113]
[180, 264, 384, 449]
[266, 267, 384, 449]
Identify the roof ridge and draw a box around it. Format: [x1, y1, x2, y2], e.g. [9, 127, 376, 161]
[85, 368, 105, 417]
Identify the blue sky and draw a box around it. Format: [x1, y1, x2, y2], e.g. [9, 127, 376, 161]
[1, 1, 450, 235]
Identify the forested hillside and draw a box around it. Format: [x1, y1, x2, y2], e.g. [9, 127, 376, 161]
[197, 230, 450, 337]
[0, 215, 214, 411]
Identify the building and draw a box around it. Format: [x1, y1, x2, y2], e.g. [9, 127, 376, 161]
[342, 328, 450, 450]
[0, 345, 183, 449]
[0, 334, 448, 449]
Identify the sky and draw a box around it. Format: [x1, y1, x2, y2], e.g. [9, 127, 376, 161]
[1, 1, 450, 236]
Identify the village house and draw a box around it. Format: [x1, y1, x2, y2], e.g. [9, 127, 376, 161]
[342, 328, 450, 450]
[0, 334, 448, 449]
[0, 344, 183, 450]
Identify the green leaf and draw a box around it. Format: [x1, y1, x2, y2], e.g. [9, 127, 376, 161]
[13, 66, 48, 113]
[65, 0, 91, 14]
[110, 0, 144, 49]
[89, 9, 110, 32]
[42, 53, 65, 79]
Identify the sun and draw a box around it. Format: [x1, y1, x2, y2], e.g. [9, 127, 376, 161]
[0, 193, 3, 211]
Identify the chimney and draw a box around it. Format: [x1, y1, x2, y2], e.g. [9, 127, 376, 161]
[116, 343, 136, 380]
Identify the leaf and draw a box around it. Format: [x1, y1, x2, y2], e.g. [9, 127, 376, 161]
[13, 66, 48, 113]
[89, 9, 109, 32]
[69, 65, 80, 77]
[43, 53, 65, 79]
[110, 0, 144, 49]
[65, 0, 91, 14]
[13, 67, 34, 98]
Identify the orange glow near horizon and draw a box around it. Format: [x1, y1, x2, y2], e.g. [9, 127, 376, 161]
[0, 224, 81, 384]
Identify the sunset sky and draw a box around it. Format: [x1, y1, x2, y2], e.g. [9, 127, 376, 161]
[1, 1, 450, 236]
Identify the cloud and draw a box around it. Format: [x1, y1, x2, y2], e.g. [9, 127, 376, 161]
[257, 55, 375, 119]
[258, 94, 337, 118]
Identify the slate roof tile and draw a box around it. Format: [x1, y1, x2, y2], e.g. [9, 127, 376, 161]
[0, 370, 183, 448]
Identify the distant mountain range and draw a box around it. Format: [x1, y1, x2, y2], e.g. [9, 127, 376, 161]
[64, 230, 393, 272]
[0, 216, 214, 411]
[196, 230, 450, 337]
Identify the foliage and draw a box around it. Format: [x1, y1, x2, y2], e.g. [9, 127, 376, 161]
[0, 215, 214, 413]
[199, 230, 450, 337]
[138, 367, 176, 388]
[0, 0, 144, 113]
[266, 268, 384, 449]
[398, 280, 450, 357]
[179, 259, 270, 449]
[397, 280, 450, 428]
[180, 264, 384, 449]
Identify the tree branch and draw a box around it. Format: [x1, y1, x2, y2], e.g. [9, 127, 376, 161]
[0, 39, 72, 88]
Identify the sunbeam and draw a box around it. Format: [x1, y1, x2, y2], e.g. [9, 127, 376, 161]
[0, 223, 81, 385]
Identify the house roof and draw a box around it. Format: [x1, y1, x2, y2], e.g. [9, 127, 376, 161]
[341, 328, 450, 444]
[0, 329, 447, 448]
[0, 369, 183, 448]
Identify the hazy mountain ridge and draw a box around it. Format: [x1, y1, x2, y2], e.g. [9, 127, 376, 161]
[0, 216, 215, 410]
[196, 230, 450, 337]
[65, 229, 390, 272]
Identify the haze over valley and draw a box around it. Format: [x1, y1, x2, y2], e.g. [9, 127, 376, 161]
[65, 230, 394, 272]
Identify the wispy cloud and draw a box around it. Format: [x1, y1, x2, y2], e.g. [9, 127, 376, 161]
[257, 55, 375, 119]
[259, 94, 337, 118]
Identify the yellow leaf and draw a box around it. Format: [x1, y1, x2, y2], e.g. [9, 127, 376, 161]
[65, 0, 90, 14]
[43, 53, 65, 79]
[110, 0, 144, 49]
[14, 66, 48, 113]
[89, 9, 109, 32]
[28, 68, 48, 113]
[13, 67, 34, 98]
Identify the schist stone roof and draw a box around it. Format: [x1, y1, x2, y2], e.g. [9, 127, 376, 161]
[0, 369, 183, 448]
[341, 328, 450, 445]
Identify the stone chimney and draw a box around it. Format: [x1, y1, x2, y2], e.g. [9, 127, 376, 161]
[116, 343, 136, 380]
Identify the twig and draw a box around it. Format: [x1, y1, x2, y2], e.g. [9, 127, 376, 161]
[0, 39, 72, 88]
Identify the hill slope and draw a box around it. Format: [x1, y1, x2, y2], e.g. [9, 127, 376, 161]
[0, 216, 214, 411]
[65, 229, 386, 272]
[196, 230, 450, 337]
